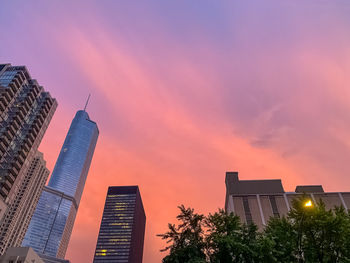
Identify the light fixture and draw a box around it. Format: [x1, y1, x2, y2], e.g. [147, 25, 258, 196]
[304, 200, 313, 207]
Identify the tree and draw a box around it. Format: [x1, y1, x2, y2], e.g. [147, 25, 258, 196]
[159, 198, 350, 263]
[264, 216, 297, 262]
[205, 209, 248, 263]
[265, 196, 350, 263]
[158, 205, 207, 263]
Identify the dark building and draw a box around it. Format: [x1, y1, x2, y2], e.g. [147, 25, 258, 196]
[0, 64, 57, 254]
[23, 110, 99, 261]
[94, 186, 146, 263]
[225, 171, 350, 229]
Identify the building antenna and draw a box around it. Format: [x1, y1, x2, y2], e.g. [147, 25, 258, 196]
[84, 94, 91, 111]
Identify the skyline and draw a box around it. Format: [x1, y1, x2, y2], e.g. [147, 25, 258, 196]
[1, 1, 350, 262]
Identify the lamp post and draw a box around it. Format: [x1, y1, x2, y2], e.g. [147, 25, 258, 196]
[297, 200, 313, 263]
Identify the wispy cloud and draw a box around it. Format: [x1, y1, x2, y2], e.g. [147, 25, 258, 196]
[1, 1, 350, 262]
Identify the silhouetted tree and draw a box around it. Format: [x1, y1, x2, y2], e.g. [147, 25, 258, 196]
[157, 205, 207, 263]
[205, 210, 274, 263]
[159, 197, 350, 263]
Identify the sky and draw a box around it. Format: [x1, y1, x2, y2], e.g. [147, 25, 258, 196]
[1, 0, 350, 262]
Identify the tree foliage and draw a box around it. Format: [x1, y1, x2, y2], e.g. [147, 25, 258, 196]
[159, 197, 350, 263]
[158, 205, 207, 263]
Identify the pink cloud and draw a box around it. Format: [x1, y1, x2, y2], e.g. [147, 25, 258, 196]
[2, 1, 350, 262]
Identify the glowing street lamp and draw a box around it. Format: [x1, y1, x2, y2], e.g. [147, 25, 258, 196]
[304, 200, 313, 207]
[297, 199, 314, 262]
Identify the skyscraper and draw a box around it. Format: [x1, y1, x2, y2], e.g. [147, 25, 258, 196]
[23, 110, 99, 260]
[0, 64, 57, 254]
[93, 186, 146, 263]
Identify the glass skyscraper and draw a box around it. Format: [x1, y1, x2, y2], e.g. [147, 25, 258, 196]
[22, 110, 99, 260]
[93, 186, 146, 263]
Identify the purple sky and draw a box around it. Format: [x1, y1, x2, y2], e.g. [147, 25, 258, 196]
[1, 1, 350, 262]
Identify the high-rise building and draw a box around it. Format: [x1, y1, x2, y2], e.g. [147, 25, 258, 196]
[23, 110, 99, 260]
[225, 172, 350, 229]
[93, 186, 146, 263]
[0, 64, 57, 254]
[0, 152, 49, 253]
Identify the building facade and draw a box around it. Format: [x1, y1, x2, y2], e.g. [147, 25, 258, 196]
[0, 152, 49, 254]
[225, 171, 350, 229]
[0, 64, 57, 254]
[94, 186, 146, 263]
[23, 110, 99, 259]
[38, 253, 70, 263]
[0, 247, 44, 263]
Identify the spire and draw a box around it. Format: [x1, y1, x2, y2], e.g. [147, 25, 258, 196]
[84, 94, 91, 111]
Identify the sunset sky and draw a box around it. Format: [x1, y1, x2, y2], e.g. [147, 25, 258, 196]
[1, 1, 350, 262]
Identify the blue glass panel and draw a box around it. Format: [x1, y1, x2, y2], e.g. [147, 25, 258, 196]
[22, 189, 75, 257]
[48, 110, 99, 205]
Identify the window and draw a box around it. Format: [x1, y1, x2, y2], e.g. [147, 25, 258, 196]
[269, 196, 280, 218]
[242, 196, 253, 224]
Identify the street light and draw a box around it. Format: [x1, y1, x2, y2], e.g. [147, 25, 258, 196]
[298, 199, 314, 262]
[304, 200, 313, 207]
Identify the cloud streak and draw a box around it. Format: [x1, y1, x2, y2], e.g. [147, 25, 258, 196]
[1, 1, 350, 262]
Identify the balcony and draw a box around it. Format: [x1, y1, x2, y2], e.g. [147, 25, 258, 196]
[5, 173, 15, 184]
[19, 149, 27, 160]
[9, 165, 19, 177]
[0, 142, 6, 152]
[0, 101, 5, 112]
[13, 159, 21, 171]
[3, 179, 11, 191]
[0, 186, 9, 198]
[0, 136, 10, 147]
[16, 152, 25, 162]
[0, 93, 9, 105]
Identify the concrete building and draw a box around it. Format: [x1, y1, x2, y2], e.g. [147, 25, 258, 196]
[0, 247, 70, 263]
[0, 152, 49, 255]
[0, 247, 44, 263]
[93, 186, 146, 263]
[23, 110, 99, 260]
[225, 171, 350, 229]
[0, 64, 57, 254]
[38, 253, 70, 263]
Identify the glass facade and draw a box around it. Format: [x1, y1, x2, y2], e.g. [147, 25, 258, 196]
[94, 186, 146, 263]
[23, 110, 99, 259]
[22, 187, 76, 257]
[48, 110, 99, 205]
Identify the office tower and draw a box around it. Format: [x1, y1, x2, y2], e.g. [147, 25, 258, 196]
[0, 64, 57, 254]
[23, 110, 99, 260]
[94, 186, 146, 263]
[225, 172, 350, 229]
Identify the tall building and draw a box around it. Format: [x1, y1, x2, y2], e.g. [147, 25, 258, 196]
[225, 171, 350, 229]
[0, 64, 57, 254]
[94, 186, 146, 263]
[0, 152, 49, 253]
[23, 110, 99, 260]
